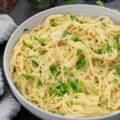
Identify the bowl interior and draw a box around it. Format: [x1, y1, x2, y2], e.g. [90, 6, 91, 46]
[4, 4, 120, 120]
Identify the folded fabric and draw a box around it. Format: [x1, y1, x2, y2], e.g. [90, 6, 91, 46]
[0, 14, 17, 43]
[0, 14, 20, 120]
[0, 87, 20, 120]
[0, 69, 4, 95]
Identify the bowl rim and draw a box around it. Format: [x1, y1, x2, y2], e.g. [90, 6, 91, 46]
[3, 4, 120, 120]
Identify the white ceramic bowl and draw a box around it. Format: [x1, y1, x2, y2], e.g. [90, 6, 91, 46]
[4, 4, 120, 120]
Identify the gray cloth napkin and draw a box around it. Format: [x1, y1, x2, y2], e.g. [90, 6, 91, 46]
[0, 14, 20, 120]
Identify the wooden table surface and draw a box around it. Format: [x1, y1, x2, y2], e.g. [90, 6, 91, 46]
[0, 0, 119, 120]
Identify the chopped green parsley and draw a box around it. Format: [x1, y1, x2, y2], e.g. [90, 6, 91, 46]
[109, 79, 118, 84]
[22, 73, 33, 80]
[108, 108, 113, 112]
[76, 58, 86, 70]
[97, 43, 112, 54]
[70, 15, 78, 21]
[50, 65, 61, 76]
[114, 65, 120, 75]
[71, 34, 81, 42]
[36, 79, 42, 87]
[50, 19, 58, 27]
[62, 30, 68, 38]
[49, 79, 85, 96]
[30, 35, 47, 46]
[76, 49, 84, 55]
[26, 44, 33, 49]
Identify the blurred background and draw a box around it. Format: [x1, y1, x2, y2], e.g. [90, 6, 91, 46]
[0, 0, 119, 25]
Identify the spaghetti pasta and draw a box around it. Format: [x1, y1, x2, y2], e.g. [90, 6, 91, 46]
[9, 14, 120, 118]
